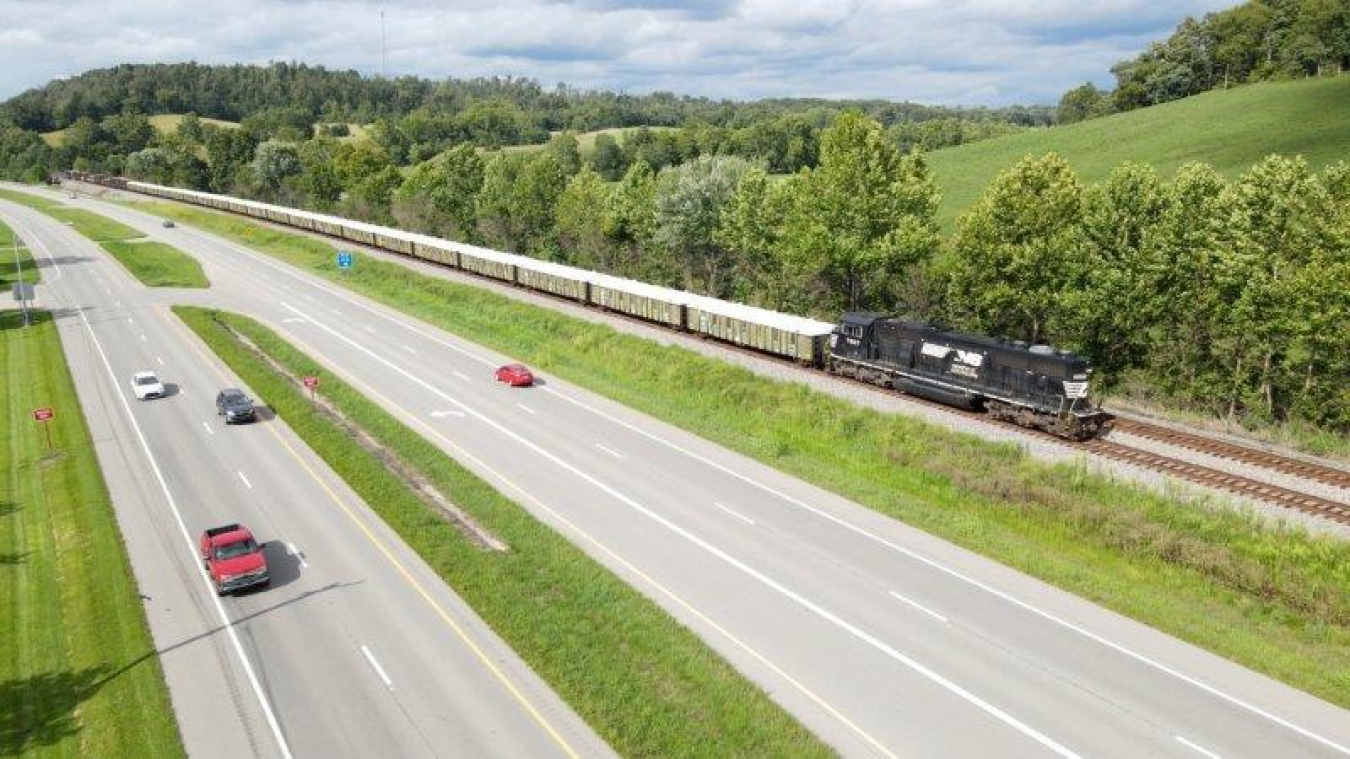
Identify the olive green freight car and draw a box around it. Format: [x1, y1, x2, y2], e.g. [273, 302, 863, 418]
[456, 247, 516, 283]
[589, 279, 685, 327]
[685, 300, 833, 365]
[516, 264, 589, 302]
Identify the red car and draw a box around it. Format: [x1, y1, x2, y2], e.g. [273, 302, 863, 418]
[494, 363, 534, 387]
[200, 524, 269, 596]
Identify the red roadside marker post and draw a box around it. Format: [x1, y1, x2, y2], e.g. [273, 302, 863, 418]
[303, 375, 319, 400]
[32, 407, 54, 452]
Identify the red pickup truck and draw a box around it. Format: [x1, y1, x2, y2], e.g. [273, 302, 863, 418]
[200, 524, 269, 596]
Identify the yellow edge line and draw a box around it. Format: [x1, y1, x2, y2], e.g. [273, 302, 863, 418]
[159, 306, 581, 759]
[262, 316, 896, 758]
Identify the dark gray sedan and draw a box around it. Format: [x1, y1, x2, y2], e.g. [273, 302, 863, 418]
[215, 388, 256, 424]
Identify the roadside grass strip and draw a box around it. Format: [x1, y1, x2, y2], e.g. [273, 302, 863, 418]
[175, 306, 829, 758]
[0, 310, 182, 757]
[149, 202, 1350, 707]
[0, 219, 39, 288]
[99, 241, 208, 288]
[0, 189, 206, 288]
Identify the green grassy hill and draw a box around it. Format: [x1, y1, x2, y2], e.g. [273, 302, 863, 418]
[927, 76, 1350, 226]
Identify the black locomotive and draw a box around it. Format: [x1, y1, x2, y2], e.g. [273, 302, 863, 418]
[828, 313, 1110, 440]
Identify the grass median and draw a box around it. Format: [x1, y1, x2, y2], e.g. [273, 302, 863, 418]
[0, 189, 206, 288]
[145, 200, 1350, 707]
[0, 219, 39, 288]
[174, 306, 828, 757]
[0, 310, 182, 757]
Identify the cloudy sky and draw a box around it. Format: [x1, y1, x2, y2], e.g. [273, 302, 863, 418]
[0, 0, 1235, 106]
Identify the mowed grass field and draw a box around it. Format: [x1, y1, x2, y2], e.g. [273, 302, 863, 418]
[0, 220, 39, 289]
[928, 76, 1350, 226]
[0, 190, 206, 288]
[39, 114, 239, 148]
[0, 310, 182, 756]
[137, 199, 1350, 708]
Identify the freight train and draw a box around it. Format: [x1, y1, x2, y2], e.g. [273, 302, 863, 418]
[62, 172, 1111, 439]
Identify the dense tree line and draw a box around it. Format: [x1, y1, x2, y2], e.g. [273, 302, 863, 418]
[1058, 0, 1350, 123]
[202, 109, 1345, 434]
[1, 61, 1050, 135]
[109, 104, 1335, 433]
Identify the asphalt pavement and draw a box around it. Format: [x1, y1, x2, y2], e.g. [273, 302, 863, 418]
[13, 183, 1350, 758]
[0, 194, 611, 759]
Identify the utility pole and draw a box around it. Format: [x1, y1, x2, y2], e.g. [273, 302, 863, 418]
[13, 230, 28, 327]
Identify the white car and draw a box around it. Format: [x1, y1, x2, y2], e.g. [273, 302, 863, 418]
[131, 370, 165, 400]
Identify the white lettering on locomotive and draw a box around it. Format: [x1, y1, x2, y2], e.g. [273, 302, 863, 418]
[1062, 381, 1089, 399]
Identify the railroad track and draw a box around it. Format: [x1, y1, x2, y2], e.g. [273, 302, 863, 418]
[117, 185, 1350, 526]
[1081, 439, 1350, 526]
[1111, 418, 1350, 492]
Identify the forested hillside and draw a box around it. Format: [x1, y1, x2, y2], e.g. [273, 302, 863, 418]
[1056, 0, 1350, 121]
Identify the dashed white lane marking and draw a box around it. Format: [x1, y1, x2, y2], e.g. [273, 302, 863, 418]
[304, 294, 315, 301]
[237, 471, 253, 489]
[156, 355, 164, 366]
[360, 645, 394, 690]
[281, 300, 1069, 758]
[126, 317, 133, 324]
[115, 300, 122, 307]
[888, 590, 949, 623]
[452, 370, 470, 381]
[1176, 736, 1222, 759]
[594, 443, 623, 459]
[537, 387, 1350, 756]
[430, 410, 465, 418]
[201, 421, 214, 436]
[363, 325, 375, 333]
[331, 309, 342, 316]
[139, 333, 147, 342]
[286, 542, 308, 569]
[713, 502, 755, 526]
[515, 402, 537, 416]
[401, 345, 417, 354]
[103, 285, 111, 294]
[67, 290, 292, 758]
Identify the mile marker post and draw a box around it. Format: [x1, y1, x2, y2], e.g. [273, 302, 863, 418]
[33, 407, 54, 453]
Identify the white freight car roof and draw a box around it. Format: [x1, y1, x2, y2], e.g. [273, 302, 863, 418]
[130, 182, 838, 337]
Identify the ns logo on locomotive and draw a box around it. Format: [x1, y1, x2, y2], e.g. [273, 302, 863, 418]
[828, 312, 1111, 441]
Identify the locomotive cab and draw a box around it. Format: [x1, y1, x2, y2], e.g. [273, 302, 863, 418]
[830, 312, 883, 362]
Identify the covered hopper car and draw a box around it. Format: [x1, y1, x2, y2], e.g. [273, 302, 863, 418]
[65, 172, 1109, 439]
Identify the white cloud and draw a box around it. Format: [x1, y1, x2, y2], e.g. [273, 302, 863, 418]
[0, 0, 1236, 106]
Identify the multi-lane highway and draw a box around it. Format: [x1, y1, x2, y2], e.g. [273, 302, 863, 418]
[0, 195, 610, 759]
[10, 183, 1350, 758]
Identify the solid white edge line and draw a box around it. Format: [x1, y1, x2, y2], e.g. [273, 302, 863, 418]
[237, 471, 253, 489]
[534, 390, 1350, 756]
[887, 591, 949, 624]
[360, 644, 394, 689]
[1175, 735, 1223, 759]
[713, 501, 755, 526]
[3, 211, 67, 282]
[77, 195, 1350, 755]
[283, 300, 1079, 759]
[71, 299, 293, 758]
